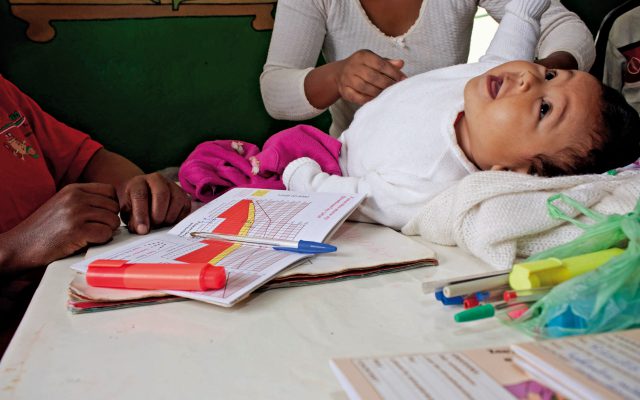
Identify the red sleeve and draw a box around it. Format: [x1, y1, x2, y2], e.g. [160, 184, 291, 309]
[0, 75, 103, 187]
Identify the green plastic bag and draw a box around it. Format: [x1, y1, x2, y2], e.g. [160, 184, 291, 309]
[508, 194, 640, 338]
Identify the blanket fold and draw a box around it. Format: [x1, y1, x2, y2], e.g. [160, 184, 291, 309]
[402, 170, 640, 269]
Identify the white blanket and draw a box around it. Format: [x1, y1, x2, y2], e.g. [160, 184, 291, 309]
[402, 170, 640, 269]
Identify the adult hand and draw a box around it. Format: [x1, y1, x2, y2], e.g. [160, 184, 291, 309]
[0, 183, 121, 273]
[535, 51, 578, 70]
[118, 172, 191, 235]
[335, 49, 406, 105]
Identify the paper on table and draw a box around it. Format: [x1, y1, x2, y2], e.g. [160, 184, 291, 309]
[331, 346, 558, 400]
[512, 329, 640, 400]
[263, 222, 437, 289]
[70, 222, 436, 310]
[70, 188, 364, 307]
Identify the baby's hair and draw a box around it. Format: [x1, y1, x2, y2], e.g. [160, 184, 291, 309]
[531, 83, 640, 177]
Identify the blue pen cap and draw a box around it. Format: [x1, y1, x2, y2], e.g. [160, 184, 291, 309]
[435, 290, 444, 302]
[299, 240, 337, 253]
[476, 291, 491, 302]
[273, 240, 337, 254]
[441, 294, 464, 305]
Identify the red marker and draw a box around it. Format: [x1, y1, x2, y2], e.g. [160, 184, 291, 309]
[87, 259, 226, 291]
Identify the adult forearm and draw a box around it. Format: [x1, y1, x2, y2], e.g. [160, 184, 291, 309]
[537, 1, 595, 70]
[80, 148, 144, 193]
[303, 62, 343, 110]
[0, 232, 20, 275]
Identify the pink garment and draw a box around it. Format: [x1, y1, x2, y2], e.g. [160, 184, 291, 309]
[179, 124, 342, 202]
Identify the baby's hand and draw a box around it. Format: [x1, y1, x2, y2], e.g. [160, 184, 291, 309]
[282, 157, 323, 192]
[118, 172, 191, 234]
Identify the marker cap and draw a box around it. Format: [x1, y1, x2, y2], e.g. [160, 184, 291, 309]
[463, 295, 479, 309]
[202, 266, 226, 290]
[454, 304, 495, 323]
[441, 295, 464, 305]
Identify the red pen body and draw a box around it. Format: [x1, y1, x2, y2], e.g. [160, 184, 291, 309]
[86, 260, 226, 291]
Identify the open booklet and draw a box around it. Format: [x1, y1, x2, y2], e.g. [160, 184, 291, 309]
[70, 188, 364, 307]
[68, 221, 438, 313]
[331, 329, 640, 400]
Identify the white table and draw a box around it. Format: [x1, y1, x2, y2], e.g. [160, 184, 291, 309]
[0, 232, 531, 399]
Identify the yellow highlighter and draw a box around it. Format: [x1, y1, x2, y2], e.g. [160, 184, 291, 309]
[509, 248, 625, 290]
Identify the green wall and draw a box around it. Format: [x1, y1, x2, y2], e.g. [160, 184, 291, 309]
[0, 3, 329, 172]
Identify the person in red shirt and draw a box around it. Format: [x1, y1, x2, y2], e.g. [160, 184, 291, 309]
[0, 75, 191, 352]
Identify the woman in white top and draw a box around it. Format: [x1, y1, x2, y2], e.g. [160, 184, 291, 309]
[260, 0, 595, 137]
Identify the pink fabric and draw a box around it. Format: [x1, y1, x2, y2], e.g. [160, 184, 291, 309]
[179, 124, 342, 202]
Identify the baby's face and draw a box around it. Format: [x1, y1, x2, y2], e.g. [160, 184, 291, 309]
[459, 60, 601, 174]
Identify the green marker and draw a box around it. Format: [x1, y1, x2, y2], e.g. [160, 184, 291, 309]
[454, 304, 495, 322]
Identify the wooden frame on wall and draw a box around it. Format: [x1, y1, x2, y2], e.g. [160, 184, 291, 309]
[9, 0, 276, 42]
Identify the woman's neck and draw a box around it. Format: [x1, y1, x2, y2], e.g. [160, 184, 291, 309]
[358, 0, 423, 37]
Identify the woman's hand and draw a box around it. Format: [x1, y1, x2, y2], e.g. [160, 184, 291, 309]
[335, 50, 406, 105]
[535, 51, 578, 70]
[304, 49, 406, 109]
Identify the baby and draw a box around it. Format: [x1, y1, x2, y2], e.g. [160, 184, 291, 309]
[180, 0, 640, 230]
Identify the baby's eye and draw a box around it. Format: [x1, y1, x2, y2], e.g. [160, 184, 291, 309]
[540, 100, 551, 119]
[544, 70, 557, 80]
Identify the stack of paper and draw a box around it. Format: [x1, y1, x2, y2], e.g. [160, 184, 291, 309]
[511, 329, 640, 400]
[67, 274, 183, 313]
[331, 346, 558, 399]
[331, 329, 640, 400]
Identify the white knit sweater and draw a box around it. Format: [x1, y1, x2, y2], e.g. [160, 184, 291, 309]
[260, 0, 595, 137]
[283, 0, 549, 230]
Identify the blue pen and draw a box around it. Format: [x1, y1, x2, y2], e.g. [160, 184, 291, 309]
[189, 232, 336, 254]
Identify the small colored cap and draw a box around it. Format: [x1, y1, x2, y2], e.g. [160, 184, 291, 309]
[454, 304, 495, 322]
[202, 266, 227, 290]
[503, 290, 517, 302]
[463, 296, 479, 309]
[441, 295, 464, 305]
[475, 291, 491, 302]
[435, 290, 444, 302]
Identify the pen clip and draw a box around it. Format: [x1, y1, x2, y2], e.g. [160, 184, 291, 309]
[273, 240, 337, 254]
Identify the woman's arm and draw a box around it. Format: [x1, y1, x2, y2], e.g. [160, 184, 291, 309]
[260, 0, 328, 120]
[260, 0, 406, 118]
